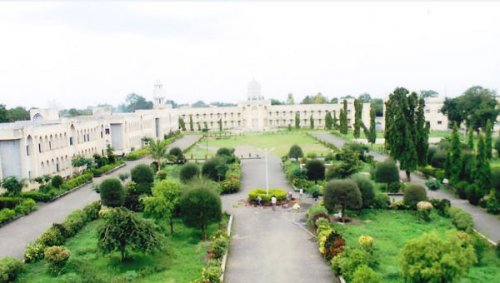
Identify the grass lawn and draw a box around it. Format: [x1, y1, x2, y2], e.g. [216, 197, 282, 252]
[333, 210, 500, 283]
[16, 218, 220, 283]
[186, 131, 331, 158]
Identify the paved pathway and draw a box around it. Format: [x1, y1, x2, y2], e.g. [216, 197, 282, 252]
[0, 135, 201, 259]
[313, 132, 500, 243]
[222, 152, 335, 283]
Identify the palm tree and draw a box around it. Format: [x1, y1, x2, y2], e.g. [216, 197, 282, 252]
[149, 139, 166, 172]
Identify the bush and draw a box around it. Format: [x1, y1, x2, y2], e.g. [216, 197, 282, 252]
[169, 147, 185, 164]
[454, 180, 469, 199]
[324, 152, 334, 162]
[91, 162, 123, 177]
[0, 197, 22, 210]
[180, 163, 200, 183]
[307, 204, 329, 228]
[430, 149, 446, 168]
[373, 193, 389, 209]
[1, 176, 23, 196]
[36, 226, 65, 247]
[288, 144, 304, 160]
[62, 210, 87, 237]
[14, 198, 36, 215]
[118, 173, 130, 182]
[21, 191, 53, 202]
[323, 180, 362, 215]
[99, 178, 125, 207]
[332, 247, 377, 281]
[248, 189, 287, 203]
[125, 147, 149, 161]
[131, 164, 154, 194]
[403, 184, 427, 209]
[0, 257, 23, 282]
[374, 160, 399, 186]
[0, 208, 16, 224]
[202, 157, 226, 182]
[216, 147, 236, 163]
[416, 201, 433, 222]
[124, 181, 142, 211]
[351, 174, 375, 208]
[51, 175, 64, 188]
[61, 173, 93, 191]
[156, 170, 167, 180]
[430, 198, 451, 217]
[24, 242, 45, 263]
[449, 207, 473, 231]
[466, 183, 483, 205]
[200, 262, 222, 283]
[44, 246, 70, 275]
[351, 265, 380, 283]
[305, 159, 325, 182]
[425, 179, 441, 191]
[210, 232, 229, 260]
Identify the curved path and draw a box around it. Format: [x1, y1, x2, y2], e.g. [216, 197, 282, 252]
[0, 135, 201, 259]
[313, 132, 500, 243]
[222, 153, 335, 283]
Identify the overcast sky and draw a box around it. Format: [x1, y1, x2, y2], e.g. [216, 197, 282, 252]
[0, 1, 499, 109]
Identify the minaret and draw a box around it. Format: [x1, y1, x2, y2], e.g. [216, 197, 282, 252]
[247, 78, 263, 101]
[153, 81, 167, 109]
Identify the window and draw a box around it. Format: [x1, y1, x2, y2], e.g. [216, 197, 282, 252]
[437, 121, 442, 125]
[26, 145, 29, 156]
[39, 143, 42, 153]
[69, 137, 73, 145]
[105, 128, 110, 135]
[425, 109, 430, 113]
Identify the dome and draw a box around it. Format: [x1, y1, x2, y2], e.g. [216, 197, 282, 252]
[247, 78, 263, 101]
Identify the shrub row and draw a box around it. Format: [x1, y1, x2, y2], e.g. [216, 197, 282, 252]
[197, 215, 230, 283]
[20, 173, 93, 204]
[0, 198, 36, 225]
[418, 165, 445, 180]
[90, 161, 124, 177]
[221, 164, 241, 194]
[248, 189, 287, 203]
[125, 147, 150, 161]
[316, 217, 345, 261]
[24, 201, 101, 263]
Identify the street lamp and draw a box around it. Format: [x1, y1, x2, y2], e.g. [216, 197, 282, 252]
[264, 147, 275, 195]
[202, 128, 209, 157]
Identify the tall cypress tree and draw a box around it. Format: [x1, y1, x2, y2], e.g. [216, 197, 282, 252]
[384, 87, 418, 181]
[189, 115, 194, 131]
[353, 99, 362, 138]
[310, 115, 314, 129]
[467, 127, 474, 150]
[295, 112, 300, 129]
[325, 111, 333, 130]
[368, 106, 376, 144]
[474, 132, 490, 198]
[485, 120, 493, 159]
[332, 111, 338, 130]
[449, 123, 462, 182]
[339, 100, 348, 134]
[415, 97, 429, 166]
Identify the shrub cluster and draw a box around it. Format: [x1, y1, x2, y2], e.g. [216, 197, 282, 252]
[125, 147, 150, 161]
[448, 207, 473, 231]
[315, 216, 345, 261]
[403, 184, 427, 209]
[221, 164, 241, 194]
[332, 246, 378, 282]
[0, 197, 36, 225]
[307, 204, 329, 229]
[44, 246, 70, 275]
[248, 189, 287, 203]
[0, 257, 24, 282]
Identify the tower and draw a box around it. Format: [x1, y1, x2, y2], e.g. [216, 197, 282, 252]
[247, 78, 264, 101]
[153, 81, 167, 109]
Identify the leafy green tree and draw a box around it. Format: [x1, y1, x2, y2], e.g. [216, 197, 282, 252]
[449, 124, 462, 182]
[371, 98, 384, 117]
[305, 160, 325, 183]
[6, 106, 30, 122]
[169, 147, 185, 164]
[180, 163, 200, 183]
[339, 100, 348, 134]
[98, 207, 164, 261]
[353, 99, 362, 138]
[288, 144, 304, 161]
[474, 132, 490, 198]
[179, 182, 222, 239]
[420, 89, 438, 98]
[312, 92, 328, 104]
[374, 159, 400, 189]
[301, 95, 313, 104]
[295, 112, 300, 129]
[0, 104, 8, 122]
[326, 146, 361, 179]
[106, 145, 115, 164]
[350, 174, 375, 209]
[485, 120, 493, 159]
[218, 118, 222, 133]
[358, 93, 371, 103]
[325, 111, 333, 130]
[384, 88, 418, 181]
[149, 140, 166, 171]
[332, 111, 338, 130]
[72, 155, 92, 168]
[143, 179, 182, 234]
[100, 178, 125, 207]
[120, 93, 153, 112]
[178, 117, 186, 131]
[323, 179, 362, 217]
[1, 176, 23, 196]
[415, 97, 429, 166]
[495, 136, 500, 158]
[400, 232, 476, 283]
[51, 175, 64, 188]
[309, 115, 314, 129]
[131, 164, 154, 194]
[189, 115, 194, 131]
[202, 157, 226, 181]
[467, 127, 474, 150]
[270, 99, 283, 105]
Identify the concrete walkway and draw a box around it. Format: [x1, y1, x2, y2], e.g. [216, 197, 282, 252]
[222, 153, 335, 283]
[313, 132, 500, 243]
[0, 135, 201, 259]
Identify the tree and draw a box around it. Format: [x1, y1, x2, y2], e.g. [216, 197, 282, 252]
[358, 93, 371, 103]
[180, 163, 200, 183]
[332, 111, 338, 130]
[121, 93, 153, 112]
[179, 182, 222, 239]
[305, 160, 325, 183]
[1, 176, 23, 196]
[98, 207, 164, 261]
[143, 179, 182, 234]
[420, 89, 438, 98]
[312, 92, 328, 104]
[202, 157, 226, 181]
[270, 99, 283, 105]
[467, 127, 474, 150]
[353, 99, 362, 138]
[485, 120, 493, 159]
[400, 232, 476, 283]
[495, 136, 500, 158]
[149, 140, 166, 171]
[295, 112, 300, 129]
[106, 145, 115, 164]
[449, 124, 462, 182]
[189, 115, 194, 131]
[339, 100, 348, 134]
[441, 86, 498, 130]
[286, 93, 295, 105]
[350, 174, 375, 209]
[169, 147, 185, 164]
[100, 178, 125, 207]
[178, 117, 186, 131]
[323, 180, 362, 218]
[326, 146, 361, 179]
[6, 107, 30, 122]
[301, 96, 313, 104]
[131, 164, 154, 194]
[367, 107, 376, 144]
[218, 118, 223, 133]
[384, 88, 418, 181]
[403, 184, 427, 208]
[374, 159, 400, 189]
[309, 115, 314, 129]
[192, 100, 208, 108]
[331, 97, 339, 104]
[288, 144, 304, 161]
[0, 104, 8, 122]
[474, 132, 490, 198]
[325, 111, 333, 130]
[415, 97, 429, 166]
[371, 98, 384, 117]
[51, 175, 64, 188]
[72, 155, 92, 168]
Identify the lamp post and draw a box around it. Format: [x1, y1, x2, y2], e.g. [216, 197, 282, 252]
[264, 147, 275, 195]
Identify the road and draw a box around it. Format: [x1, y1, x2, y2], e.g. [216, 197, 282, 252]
[313, 132, 500, 243]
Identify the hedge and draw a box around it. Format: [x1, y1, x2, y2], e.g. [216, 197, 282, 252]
[221, 164, 241, 194]
[248, 189, 287, 203]
[125, 147, 150, 161]
[0, 197, 22, 210]
[0, 257, 24, 283]
[0, 198, 36, 226]
[61, 173, 93, 191]
[91, 161, 124, 177]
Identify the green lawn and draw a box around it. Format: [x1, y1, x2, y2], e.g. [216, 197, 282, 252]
[16, 218, 219, 282]
[333, 210, 500, 283]
[186, 131, 331, 158]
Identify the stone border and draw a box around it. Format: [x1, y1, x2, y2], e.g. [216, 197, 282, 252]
[219, 214, 233, 283]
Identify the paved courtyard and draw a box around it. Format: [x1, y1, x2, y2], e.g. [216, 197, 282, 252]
[313, 132, 500, 243]
[222, 153, 335, 283]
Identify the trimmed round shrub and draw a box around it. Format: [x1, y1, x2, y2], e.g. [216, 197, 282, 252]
[288, 144, 304, 160]
[169, 147, 186, 164]
[24, 242, 46, 263]
[351, 174, 375, 208]
[323, 180, 362, 215]
[51, 175, 64, 189]
[99, 178, 125, 207]
[425, 179, 441, 191]
[202, 157, 226, 181]
[180, 163, 200, 183]
[403, 184, 427, 209]
[307, 204, 329, 228]
[374, 160, 399, 185]
[36, 226, 65, 247]
[352, 265, 380, 283]
[373, 193, 389, 209]
[131, 164, 154, 194]
[44, 246, 70, 275]
[305, 160, 325, 182]
[0, 257, 24, 282]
